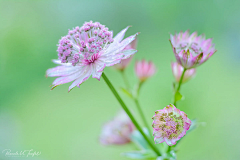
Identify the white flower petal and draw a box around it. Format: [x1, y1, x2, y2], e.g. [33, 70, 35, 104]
[68, 66, 92, 91]
[121, 49, 137, 59]
[113, 26, 130, 43]
[46, 66, 81, 77]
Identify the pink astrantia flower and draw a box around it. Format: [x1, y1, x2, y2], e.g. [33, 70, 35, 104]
[152, 104, 191, 146]
[169, 30, 216, 69]
[113, 38, 138, 71]
[135, 60, 156, 82]
[100, 110, 135, 145]
[46, 21, 138, 91]
[171, 62, 196, 83]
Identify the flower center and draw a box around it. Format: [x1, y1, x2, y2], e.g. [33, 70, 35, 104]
[57, 21, 114, 66]
[159, 112, 183, 139]
[177, 42, 202, 56]
[82, 52, 101, 65]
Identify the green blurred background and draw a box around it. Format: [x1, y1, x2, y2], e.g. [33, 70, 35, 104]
[0, 0, 240, 159]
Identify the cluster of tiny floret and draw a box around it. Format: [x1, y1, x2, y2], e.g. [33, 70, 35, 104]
[178, 42, 202, 56]
[158, 112, 183, 139]
[57, 21, 114, 66]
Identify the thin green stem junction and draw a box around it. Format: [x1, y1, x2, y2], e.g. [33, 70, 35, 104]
[102, 72, 161, 156]
[173, 68, 187, 106]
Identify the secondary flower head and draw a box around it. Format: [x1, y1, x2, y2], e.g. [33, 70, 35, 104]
[100, 110, 135, 145]
[170, 30, 216, 69]
[152, 104, 191, 146]
[171, 62, 196, 83]
[113, 38, 138, 71]
[135, 60, 156, 82]
[46, 21, 138, 91]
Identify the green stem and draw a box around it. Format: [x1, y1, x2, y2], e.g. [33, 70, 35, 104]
[169, 68, 187, 152]
[134, 98, 152, 135]
[173, 68, 187, 106]
[102, 72, 161, 156]
[121, 70, 130, 89]
[121, 72, 151, 135]
[134, 81, 151, 135]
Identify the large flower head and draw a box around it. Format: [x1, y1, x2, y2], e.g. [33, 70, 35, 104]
[171, 62, 196, 83]
[170, 30, 216, 69]
[113, 38, 137, 71]
[99, 110, 135, 145]
[152, 104, 191, 146]
[46, 21, 138, 91]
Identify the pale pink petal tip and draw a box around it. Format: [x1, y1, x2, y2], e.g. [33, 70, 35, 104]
[99, 110, 135, 145]
[46, 21, 139, 91]
[135, 59, 157, 82]
[152, 104, 191, 146]
[170, 30, 216, 69]
[171, 62, 196, 83]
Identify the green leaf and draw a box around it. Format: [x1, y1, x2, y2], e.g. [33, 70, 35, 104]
[157, 151, 177, 160]
[157, 150, 177, 160]
[130, 128, 150, 150]
[187, 119, 206, 134]
[120, 87, 133, 98]
[187, 119, 198, 133]
[174, 91, 182, 102]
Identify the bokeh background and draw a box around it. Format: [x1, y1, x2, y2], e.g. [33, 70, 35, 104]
[1, 0, 240, 159]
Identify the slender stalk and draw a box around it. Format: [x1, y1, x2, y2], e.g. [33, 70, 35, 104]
[173, 68, 187, 106]
[120, 73, 151, 135]
[121, 70, 130, 89]
[135, 81, 152, 135]
[102, 72, 161, 156]
[134, 98, 152, 135]
[169, 68, 187, 152]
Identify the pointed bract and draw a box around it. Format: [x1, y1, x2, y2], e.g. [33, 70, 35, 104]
[113, 38, 138, 71]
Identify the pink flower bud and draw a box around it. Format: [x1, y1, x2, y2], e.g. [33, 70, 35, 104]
[171, 62, 196, 83]
[135, 60, 156, 82]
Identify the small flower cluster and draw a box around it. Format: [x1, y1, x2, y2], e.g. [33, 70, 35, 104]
[99, 111, 135, 145]
[57, 22, 114, 66]
[152, 104, 191, 146]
